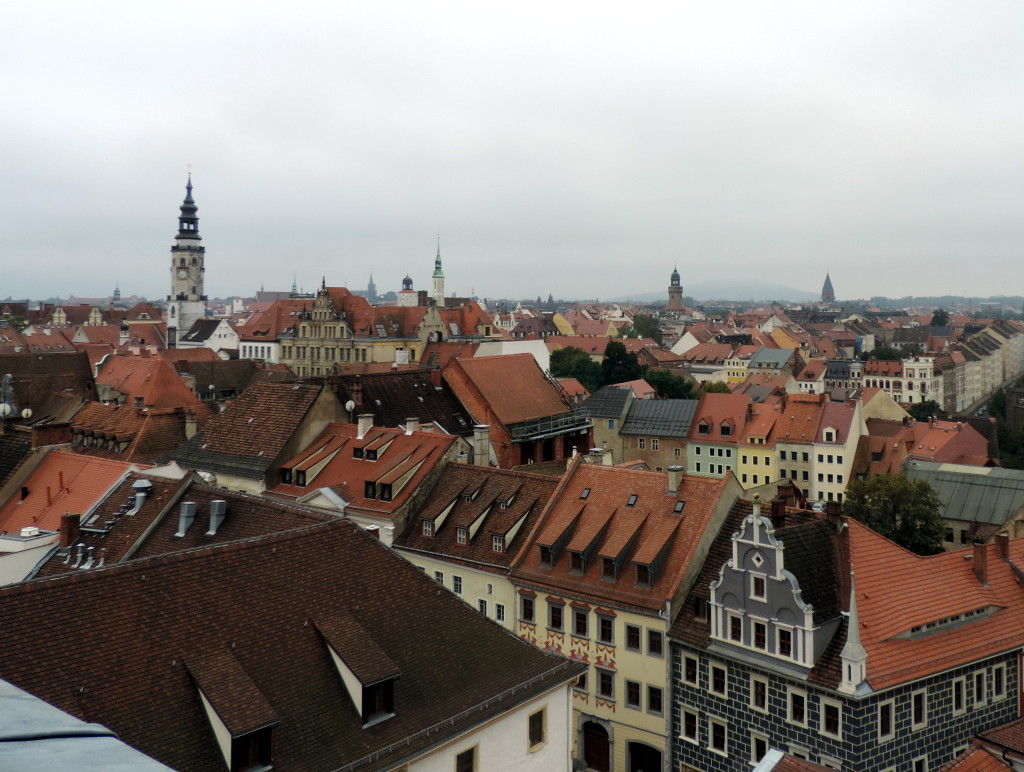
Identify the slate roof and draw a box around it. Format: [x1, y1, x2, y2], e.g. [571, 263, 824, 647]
[395, 464, 560, 571]
[325, 369, 475, 436]
[0, 520, 582, 771]
[620, 399, 699, 438]
[905, 461, 1024, 526]
[581, 385, 632, 419]
[179, 318, 222, 344]
[0, 352, 95, 414]
[0, 429, 31, 488]
[168, 382, 331, 480]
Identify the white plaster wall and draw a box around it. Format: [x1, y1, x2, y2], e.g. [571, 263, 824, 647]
[406, 685, 572, 772]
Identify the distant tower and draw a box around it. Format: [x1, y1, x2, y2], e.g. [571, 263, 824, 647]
[397, 274, 417, 307]
[667, 266, 683, 310]
[112, 282, 121, 305]
[367, 274, 377, 302]
[821, 272, 836, 304]
[166, 174, 207, 348]
[432, 237, 445, 306]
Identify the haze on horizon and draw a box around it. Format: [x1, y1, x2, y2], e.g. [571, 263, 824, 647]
[3, 2, 1023, 303]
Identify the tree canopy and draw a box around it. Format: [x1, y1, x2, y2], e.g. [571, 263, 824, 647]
[701, 381, 732, 394]
[931, 308, 949, 326]
[907, 400, 943, 421]
[842, 475, 945, 555]
[646, 369, 694, 399]
[549, 346, 603, 393]
[602, 340, 647, 385]
[620, 314, 663, 345]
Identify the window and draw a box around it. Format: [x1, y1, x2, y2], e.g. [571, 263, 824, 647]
[635, 563, 651, 587]
[709, 718, 727, 755]
[626, 494, 638, 507]
[648, 629, 663, 657]
[911, 689, 927, 730]
[422, 520, 434, 537]
[456, 528, 468, 545]
[626, 679, 641, 709]
[711, 664, 727, 696]
[698, 421, 710, 435]
[580, 488, 591, 499]
[751, 574, 766, 600]
[683, 655, 698, 686]
[994, 665, 1006, 699]
[802, 452, 809, 462]
[912, 756, 927, 772]
[720, 423, 732, 437]
[548, 603, 564, 631]
[778, 628, 793, 657]
[952, 677, 966, 714]
[648, 685, 663, 715]
[478, 599, 488, 616]
[528, 709, 545, 750]
[453, 576, 463, 595]
[539, 546, 553, 566]
[754, 622, 767, 650]
[608, 420, 614, 429]
[674, 447, 681, 458]
[521, 595, 535, 623]
[570, 551, 585, 573]
[574, 671, 587, 692]
[626, 624, 641, 651]
[975, 671, 987, 706]
[598, 615, 614, 645]
[878, 700, 895, 740]
[750, 675, 768, 712]
[639, 438, 646, 450]
[652, 439, 660, 451]
[574, 609, 588, 637]
[822, 700, 842, 738]
[492, 534, 504, 552]
[681, 709, 698, 742]
[456, 747, 476, 772]
[729, 615, 742, 642]
[788, 689, 807, 726]
[597, 669, 614, 699]
[601, 557, 617, 580]
[495, 604, 505, 623]
[751, 732, 768, 763]
[434, 570, 444, 584]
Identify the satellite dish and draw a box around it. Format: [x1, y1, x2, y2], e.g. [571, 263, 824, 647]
[345, 400, 355, 412]
[0, 404, 12, 418]
[20, 408, 32, 420]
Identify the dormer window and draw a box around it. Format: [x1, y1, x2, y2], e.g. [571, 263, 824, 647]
[353, 447, 364, 459]
[492, 534, 504, 553]
[635, 564, 652, 587]
[824, 429, 835, 442]
[540, 546, 553, 566]
[295, 470, 306, 486]
[422, 520, 434, 537]
[366, 448, 378, 461]
[379, 483, 393, 502]
[570, 551, 585, 573]
[456, 527, 468, 545]
[499, 499, 508, 511]
[602, 558, 617, 580]
[698, 421, 710, 435]
[720, 422, 732, 437]
[364, 481, 376, 499]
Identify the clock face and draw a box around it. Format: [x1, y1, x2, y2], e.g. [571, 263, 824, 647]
[177, 268, 189, 279]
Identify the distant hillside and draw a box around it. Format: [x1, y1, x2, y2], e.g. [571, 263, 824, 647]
[613, 280, 820, 303]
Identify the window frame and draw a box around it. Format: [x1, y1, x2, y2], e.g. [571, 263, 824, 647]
[520, 595, 535, 624]
[681, 708, 699, 743]
[625, 679, 642, 710]
[597, 668, 615, 700]
[821, 698, 842, 739]
[787, 687, 807, 727]
[625, 623, 641, 652]
[452, 575, 463, 595]
[708, 716, 728, 756]
[597, 614, 615, 645]
[710, 662, 727, 697]
[647, 685, 663, 716]
[750, 674, 768, 713]
[682, 655, 699, 686]
[455, 746, 477, 772]
[548, 601, 564, 632]
[528, 708, 546, 751]
[878, 699, 895, 741]
[573, 609, 589, 638]
[648, 629, 664, 657]
[911, 688, 927, 731]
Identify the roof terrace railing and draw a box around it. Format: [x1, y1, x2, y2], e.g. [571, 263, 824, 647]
[507, 410, 592, 442]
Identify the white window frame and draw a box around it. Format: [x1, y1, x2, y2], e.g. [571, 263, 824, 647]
[478, 599, 488, 616]
[952, 677, 966, 715]
[710, 662, 728, 697]
[787, 687, 808, 727]
[728, 612, 743, 643]
[878, 699, 895, 741]
[911, 688, 927, 731]
[912, 755, 927, 772]
[750, 573, 767, 601]
[495, 603, 505, 623]
[708, 716, 728, 756]
[453, 575, 463, 595]
[821, 698, 843, 740]
[680, 708, 699, 743]
[682, 655, 699, 686]
[750, 731, 768, 764]
[750, 674, 769, 713]
[993, 664, 1007, 700]
[974, 671, 987, 707]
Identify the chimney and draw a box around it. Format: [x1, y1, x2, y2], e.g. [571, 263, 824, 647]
[825, 500, 842, 519]
[770, 498, 786, 530]
[381, 525, 395, 547]
[473, 425, 490, 466]
[184, 411, 198, 440]
[58, 470, 65, 490]
[31, 423, 72, 448]
[995, 531, 1009, 560]
[119, 324, 129, 346]
[406, 417, 420, 434]
[602, 448, 613, 466]
[60, 512, 80, 550]
[175, 501, 196, 537]
[206, 500, 227, 535]
[357, 413, 373, 439]
[973, 540, 988, 585]
[667, 465, 683, 495]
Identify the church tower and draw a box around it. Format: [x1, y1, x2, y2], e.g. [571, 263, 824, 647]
[431, 238, 445, 306]
[821, 272, 836, 304]
[166, 175, 207, 347]
[667, 266, 683, 310]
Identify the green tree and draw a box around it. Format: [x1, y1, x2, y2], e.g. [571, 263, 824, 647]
[620, 314, 663, 345]
[549, 346, 603, 393]
[843, 475, 945, 555]
[931, 308, 949, 327]
[646, 369, 695, 399]
[907, 400, 943, 421]
[701, 381, 732, 394]
[602, 340, 646, 385]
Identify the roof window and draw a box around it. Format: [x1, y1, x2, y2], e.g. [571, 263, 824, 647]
[580, 488, 591, 500]
[626, 494, 638, 507]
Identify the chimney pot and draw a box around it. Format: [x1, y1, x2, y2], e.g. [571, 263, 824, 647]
[357, 413, 373, 439]
[995, 531, 1009, 560]
[206, 500, 227, 535]
[667, 465, 683, 495]
[973, 540, 989, 585]
[406, 417, 420, 434]
[175, 501, 196, 537]
[472, 424, 490, 467]
[60, 512, 81, 550]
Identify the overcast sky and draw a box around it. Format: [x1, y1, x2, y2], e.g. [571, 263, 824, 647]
[3, 2, 1023, 304]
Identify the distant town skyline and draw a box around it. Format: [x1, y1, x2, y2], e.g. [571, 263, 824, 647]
[4, 2, 1023, 301]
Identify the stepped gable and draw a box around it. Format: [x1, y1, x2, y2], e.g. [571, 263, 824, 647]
[0, 520, 581, 771]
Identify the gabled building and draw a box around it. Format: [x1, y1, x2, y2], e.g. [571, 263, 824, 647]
[581, 385, 635, 462]
[394, 464, 560, 630]
[0, 519, 584, 771]
[511, 461, 742, 772]
[686, 393, 751, 480]
[619, 398, 699, 472]
[672, 496, 1024, 772]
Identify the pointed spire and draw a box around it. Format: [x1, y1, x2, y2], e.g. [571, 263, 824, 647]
[176, 173, 200, 240]
[839, 571, 867, 694]
[433, 235, 444, 278]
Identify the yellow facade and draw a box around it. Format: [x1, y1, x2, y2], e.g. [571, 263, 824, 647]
[736, 440, 776, 490]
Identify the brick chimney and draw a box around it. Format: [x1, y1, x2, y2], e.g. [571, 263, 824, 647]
[995, 531, 1009, 560]
[184, 410, 198, 440]
[973, 540, 988, 585]
[770, 498, 786, 530]
[60, 512, 80, 550]
[473, 425, 490, 466]
[31, 423, 72, 448]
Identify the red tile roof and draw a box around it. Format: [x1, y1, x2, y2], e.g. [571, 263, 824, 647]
[444, 354, 571, 426]
[937, 745, 1013, 771]
[96, 354, 204, 410]
[688, 393, 750, 442]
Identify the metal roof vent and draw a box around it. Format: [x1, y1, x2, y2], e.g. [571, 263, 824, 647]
[175, 501, 197, 537]
[206, 500, 227, 536]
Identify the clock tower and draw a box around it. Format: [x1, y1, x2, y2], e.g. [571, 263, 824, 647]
[167, 174, 207, 347]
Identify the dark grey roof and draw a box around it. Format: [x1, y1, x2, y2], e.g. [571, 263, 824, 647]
[749, 348, 795, 368]
[0, 679, 171, 771]
[180, 318, 222, 343]
[619, 399, 698, 438]
[825, 360, 854, 379]
[775, 519, 841, 624]
[580, 385, 632, 419]
[905, 460, 1024, 526]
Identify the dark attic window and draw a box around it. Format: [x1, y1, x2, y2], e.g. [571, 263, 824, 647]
[230, 727, 273, 772]
[362, 679, 396, 726]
